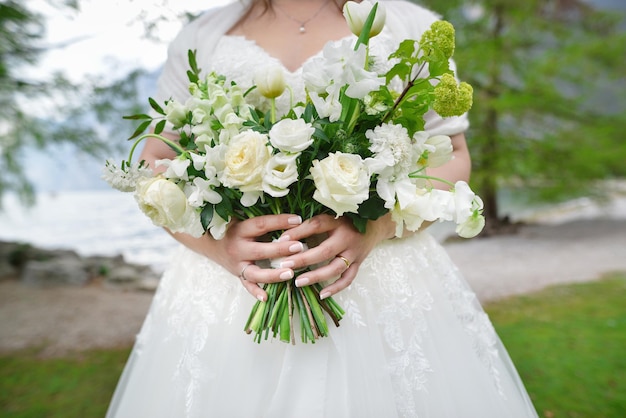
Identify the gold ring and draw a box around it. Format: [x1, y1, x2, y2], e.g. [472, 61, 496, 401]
[239, 264, 252, 281]
[337, 256, 351, 269]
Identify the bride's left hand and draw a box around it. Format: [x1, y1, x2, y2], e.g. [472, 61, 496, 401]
[277, 213, 396, 298]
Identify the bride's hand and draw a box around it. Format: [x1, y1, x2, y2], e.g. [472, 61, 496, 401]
[276, 213, 396, 299]
[204, 214, 306, 301]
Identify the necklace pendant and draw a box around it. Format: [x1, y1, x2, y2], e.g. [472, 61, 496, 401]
[299, 25, 306, 34]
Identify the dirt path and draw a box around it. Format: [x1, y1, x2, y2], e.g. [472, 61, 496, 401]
[1, 218, 625, 356]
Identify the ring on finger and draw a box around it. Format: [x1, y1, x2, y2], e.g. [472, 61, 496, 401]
[239, 264, 252, 281]
[337, 255, 351, 269]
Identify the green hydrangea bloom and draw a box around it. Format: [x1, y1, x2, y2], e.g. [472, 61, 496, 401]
[419, 20, 455, 61]
[433, 74, 474, 117]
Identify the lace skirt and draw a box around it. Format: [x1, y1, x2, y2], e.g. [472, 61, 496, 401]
[106, 232, 538, 418]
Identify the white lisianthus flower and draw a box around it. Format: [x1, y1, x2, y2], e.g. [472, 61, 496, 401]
[185, 177, 223, 207]
[254, 65, 287, 99]
[164, 100, 188, 128]
[221, 130, 272, 205]
[263, 152, 299, 197]
[452, 181, 485, 238]
[194, 133, 216, 152]
[452, 181, 478, 223]
[134, 176, 204, 237]
[102, 160, 153, 192]
[340, 41, 385, 99]
[269, 118, 315, 153]
[310, 152, 370, 216]
[208, 213, 231, 240]
[391, 188, 454, 237]
[343, 0, 386, 38]
[456, 208, 485, 238]
[304, 39, 384, 100]
[204, 143, 227, 180]
[412, 132, 454, 168]
[309, 92, 343, 122]
[156, 157, 190, 181]
[302, 53, 339, 95]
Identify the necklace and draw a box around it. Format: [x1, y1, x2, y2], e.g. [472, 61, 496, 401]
[274, 0, 332, 34]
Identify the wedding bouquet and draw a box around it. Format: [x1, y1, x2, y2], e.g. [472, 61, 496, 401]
[103, 1, 485, 344]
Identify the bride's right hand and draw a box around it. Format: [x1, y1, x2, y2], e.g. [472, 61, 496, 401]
[206, 214, 306, 301]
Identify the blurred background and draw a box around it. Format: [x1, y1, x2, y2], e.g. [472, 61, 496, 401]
[0, 0, 624, 269]
[0, 0, 625, 416]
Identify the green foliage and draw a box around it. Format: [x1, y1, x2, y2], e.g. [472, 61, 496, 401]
[0, 0, 146, 207]
[485, 272, 626, 417]
[414, 0, 626, 225]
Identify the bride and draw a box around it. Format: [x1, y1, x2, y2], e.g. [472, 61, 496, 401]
[106, 0, 539, 417]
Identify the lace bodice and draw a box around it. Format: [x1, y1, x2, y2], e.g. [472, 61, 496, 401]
[209, 33, 399, 117]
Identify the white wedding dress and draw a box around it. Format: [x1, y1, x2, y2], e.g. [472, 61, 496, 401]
[106, 3, 539, 417]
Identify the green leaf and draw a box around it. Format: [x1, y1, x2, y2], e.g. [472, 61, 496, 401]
[200, 205, 214, 230]
[354, 2, 378, 49]
[215, 195, 234, 221]
[127, 120, 151, 140]
[122, 113, 153, 120]
[149, 97, 165, 115]
[153, 119, 166, 135]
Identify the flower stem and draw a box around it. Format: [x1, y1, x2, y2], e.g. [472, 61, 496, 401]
[408, 172, 455, 188]
[127, 133, 186, 164]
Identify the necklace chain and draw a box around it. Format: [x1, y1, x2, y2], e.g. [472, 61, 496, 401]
[274, 0, 332, 34]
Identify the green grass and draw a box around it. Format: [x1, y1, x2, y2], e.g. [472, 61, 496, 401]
[1, 273, 625, 418]
[485, 272, 626, 418]
[0, 348, 129, 418]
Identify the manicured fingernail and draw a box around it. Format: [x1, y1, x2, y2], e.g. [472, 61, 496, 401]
[277, 234, 290, 242]
[320, 291, 331, 300]
[288, 216, 302, 225]
[280, 260, 295, 269]
[280, 270, 294, 280]
[257, 294, 266, 302]
[289, 242, 304, 253]
[295, 277, 309, 287]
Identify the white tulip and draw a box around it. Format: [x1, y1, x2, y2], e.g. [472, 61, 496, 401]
[254, 65, 287, 99]
[343, 0, 386, 38]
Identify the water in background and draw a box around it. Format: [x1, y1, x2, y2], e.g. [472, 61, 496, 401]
[0, 190, 178, 272]
[1, 187, 624, 272]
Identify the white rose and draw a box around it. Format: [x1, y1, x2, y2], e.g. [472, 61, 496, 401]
[263, 152, 299, 198]
[269, 118, 315, 153]
[310, 152, 370, 216]
[343, 0, 387, 38]
[221, 130, 272, 193]
[135, 177, 204, 237]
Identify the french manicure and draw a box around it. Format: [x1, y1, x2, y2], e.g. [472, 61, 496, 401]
[280, 270, 294, 280]
[295, 277, 309, 287]
[288, 216, 302, 225]
[280, 260, 295, 269]
[319, 291, 331, 300]
[289, 242, 304, 253]
[276, 234, 290, 242]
